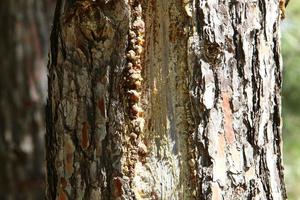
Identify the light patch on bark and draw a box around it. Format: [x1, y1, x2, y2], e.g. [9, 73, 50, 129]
[63, 134, 75, 178]
[222, 93, 235, 144]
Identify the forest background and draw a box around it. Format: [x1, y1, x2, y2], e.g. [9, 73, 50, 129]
[282, 1, 300, 199]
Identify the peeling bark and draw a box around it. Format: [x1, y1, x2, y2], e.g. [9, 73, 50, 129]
[46, 0, 286, 199]
[189, 1, 286, 199]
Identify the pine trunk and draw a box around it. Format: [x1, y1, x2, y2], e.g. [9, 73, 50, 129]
[46, 0, 286, 199]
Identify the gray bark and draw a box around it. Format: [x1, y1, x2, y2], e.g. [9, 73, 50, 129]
[46, 0, 286, 199]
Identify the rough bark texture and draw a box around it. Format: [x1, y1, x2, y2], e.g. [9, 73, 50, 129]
[0, 0, 54, 199]
[46, 0, 286, 199]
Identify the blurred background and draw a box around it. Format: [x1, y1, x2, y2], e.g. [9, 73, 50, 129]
[0, 1, 299, 199]
[282, 1, 300, 199]
[0, 1, 55, 199]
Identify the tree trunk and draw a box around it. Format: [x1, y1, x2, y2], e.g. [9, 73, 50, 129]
[0, 0, 54, 199]
[46, 0, 286, 199]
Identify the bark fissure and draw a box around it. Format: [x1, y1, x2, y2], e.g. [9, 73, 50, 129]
[46, 0, 287, 199]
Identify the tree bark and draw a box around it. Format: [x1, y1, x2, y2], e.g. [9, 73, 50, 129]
[0, 0, 54, 199]
[46, 0, 286, 199]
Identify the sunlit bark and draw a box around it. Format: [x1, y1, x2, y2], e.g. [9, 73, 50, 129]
[46, 0, 286, 199]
